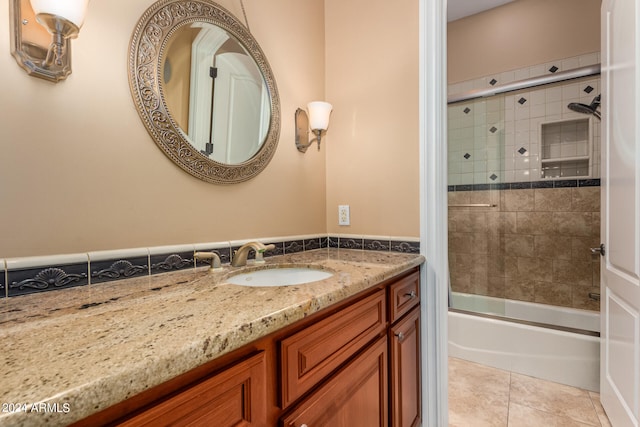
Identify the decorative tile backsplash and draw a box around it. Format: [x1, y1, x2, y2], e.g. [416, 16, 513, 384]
[0, 234, 419, 298]
[448, 52, 601, 187]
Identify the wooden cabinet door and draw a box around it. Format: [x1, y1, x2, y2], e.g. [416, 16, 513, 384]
[119, 352, 267, 427]
[280, 290, 387, 408]
[281, 337, 388, 427]
[390, 307, 421, 427]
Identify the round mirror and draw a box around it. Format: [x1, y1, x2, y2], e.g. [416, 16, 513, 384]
[128, 0, 280, 184]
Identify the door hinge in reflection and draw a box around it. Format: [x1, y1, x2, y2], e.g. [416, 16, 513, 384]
[209, 67, 217, 79]
[201, 142, 214, 157]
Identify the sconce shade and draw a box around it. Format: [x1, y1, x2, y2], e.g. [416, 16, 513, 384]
[30, 0, 89, 28]
[307, 101, 333, 131]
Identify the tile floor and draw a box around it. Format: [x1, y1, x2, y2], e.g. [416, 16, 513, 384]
[449, 357, 612, 426]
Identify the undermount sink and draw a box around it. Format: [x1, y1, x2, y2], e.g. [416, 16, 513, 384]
[226, 267, 333, 287]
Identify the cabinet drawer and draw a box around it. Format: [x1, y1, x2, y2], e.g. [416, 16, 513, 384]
[389, 271, 420, 323]
[119, 352, 267, 427]
[280, 290, 387, 408]
[281, 336, 388, 427]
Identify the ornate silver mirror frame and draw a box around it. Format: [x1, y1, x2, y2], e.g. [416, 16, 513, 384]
[128, 0, 280, 184]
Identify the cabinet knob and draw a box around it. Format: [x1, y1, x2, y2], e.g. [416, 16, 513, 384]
[404, 290, 417, 298]
[395, 332, 405, 341]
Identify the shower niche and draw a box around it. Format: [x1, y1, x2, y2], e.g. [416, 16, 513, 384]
[540, 118, 592, 179]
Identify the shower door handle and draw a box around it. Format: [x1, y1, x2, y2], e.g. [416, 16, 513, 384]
[590, 243, 605, 256]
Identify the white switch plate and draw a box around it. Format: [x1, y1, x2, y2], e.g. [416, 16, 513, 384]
[338, 205, 350, 225]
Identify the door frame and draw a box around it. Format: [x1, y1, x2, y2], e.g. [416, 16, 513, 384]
[418, 0, 449, 425]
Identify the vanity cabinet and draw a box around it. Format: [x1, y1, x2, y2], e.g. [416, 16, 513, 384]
[281, 336, 388, 427]
[390, 307, 421, 427]
[388, 271, 422, 427]
[118, 352, 267, 427]
[75, 267, 421, 427]
[280, 290, 387, 408]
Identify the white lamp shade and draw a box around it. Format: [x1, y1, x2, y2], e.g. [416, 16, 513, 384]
[307, 101, 333, 131]
[30, 0, 89, 28]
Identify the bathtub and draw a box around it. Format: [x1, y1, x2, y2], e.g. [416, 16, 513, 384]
[448, 292, 600, 391]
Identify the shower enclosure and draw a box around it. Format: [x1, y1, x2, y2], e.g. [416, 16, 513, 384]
[446, 62, 602, 390]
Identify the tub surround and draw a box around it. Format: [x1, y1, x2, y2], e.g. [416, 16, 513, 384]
[0, 248, 424, 427]
[448, 185, 600, 311]
[1, 234, 420, 298]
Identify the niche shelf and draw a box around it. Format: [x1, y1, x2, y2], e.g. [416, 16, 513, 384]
[540, 118, 592, 179]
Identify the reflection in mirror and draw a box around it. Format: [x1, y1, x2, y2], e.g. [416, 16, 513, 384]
[128, 0, 280, 184]
[163, 23, 270, 164]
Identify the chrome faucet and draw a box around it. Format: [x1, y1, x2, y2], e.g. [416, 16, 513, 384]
[231, 242, 276, 267]
[194, 251, 222, 270]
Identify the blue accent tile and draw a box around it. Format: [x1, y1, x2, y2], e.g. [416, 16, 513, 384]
[489, 126, 498, 133]
[549, 65, 559, 73]
[511, 182, 532, 190]
[464, 153, 471, 159]
[463, 107, 471, 114]
[531, 181, 554, 189]
[284, 240, 304, 254]
[579, 179, 601, 187]
[328, 236, 339, 248]
[554, 179, 578, 188]
[518, 97, 527, 105]
[8, 263, 89, 297]
[390, 240, 420, 253]
[91, 256, 149, 284]
[0, 268, 5, 298]
[490, 183, 511, 190]
[584, 85, 594, 94]
[304, 238, 323, 251]
[489, 174, 498, 181]
[456, 185, 473, 192]
[518, 147, 527, 155]
[339, 237, 363, 250]
[364, 239, 391, 251]
[489, 78, 498, 86]
[472, 184, 490, 191]
[150, 252, 193, 275]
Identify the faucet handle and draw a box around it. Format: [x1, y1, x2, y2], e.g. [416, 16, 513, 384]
[194, 251, 222, 270]
[254, 244, 276, 263]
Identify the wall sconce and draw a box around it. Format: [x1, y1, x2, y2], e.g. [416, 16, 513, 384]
[295, 101, 333, 153]
[9, 0, 89, 82]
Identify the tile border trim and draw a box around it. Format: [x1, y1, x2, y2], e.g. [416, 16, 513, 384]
[448, 179, 600, 192]
[2, 234, 420, 298]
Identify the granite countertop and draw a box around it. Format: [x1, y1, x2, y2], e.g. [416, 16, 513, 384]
[0, 248, 424, 426]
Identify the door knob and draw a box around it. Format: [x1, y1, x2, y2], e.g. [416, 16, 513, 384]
[590, 243, 605, 256]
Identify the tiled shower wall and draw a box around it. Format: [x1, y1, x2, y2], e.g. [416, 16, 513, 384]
[448, 52, 601, 186]
[448, 186, 600, 311]
[448, 53, 601, 312]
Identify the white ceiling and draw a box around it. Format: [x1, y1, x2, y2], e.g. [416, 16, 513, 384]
[447, 0, 516, 22]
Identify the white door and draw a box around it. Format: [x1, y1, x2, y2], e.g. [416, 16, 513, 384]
[600, 0, 640, 425]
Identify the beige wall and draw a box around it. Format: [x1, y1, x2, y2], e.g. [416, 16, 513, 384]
[448, 0, 601, 83]
[324, 0, 420, 238]
[0, 0, 328, 258]
[0, 0, 422, 259]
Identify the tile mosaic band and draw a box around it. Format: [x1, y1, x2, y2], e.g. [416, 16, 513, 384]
[448, 179, 600, 192]
[2, 235, 420, 299]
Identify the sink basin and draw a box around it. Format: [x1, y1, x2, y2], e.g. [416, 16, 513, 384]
[226, 267, 333, 287]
